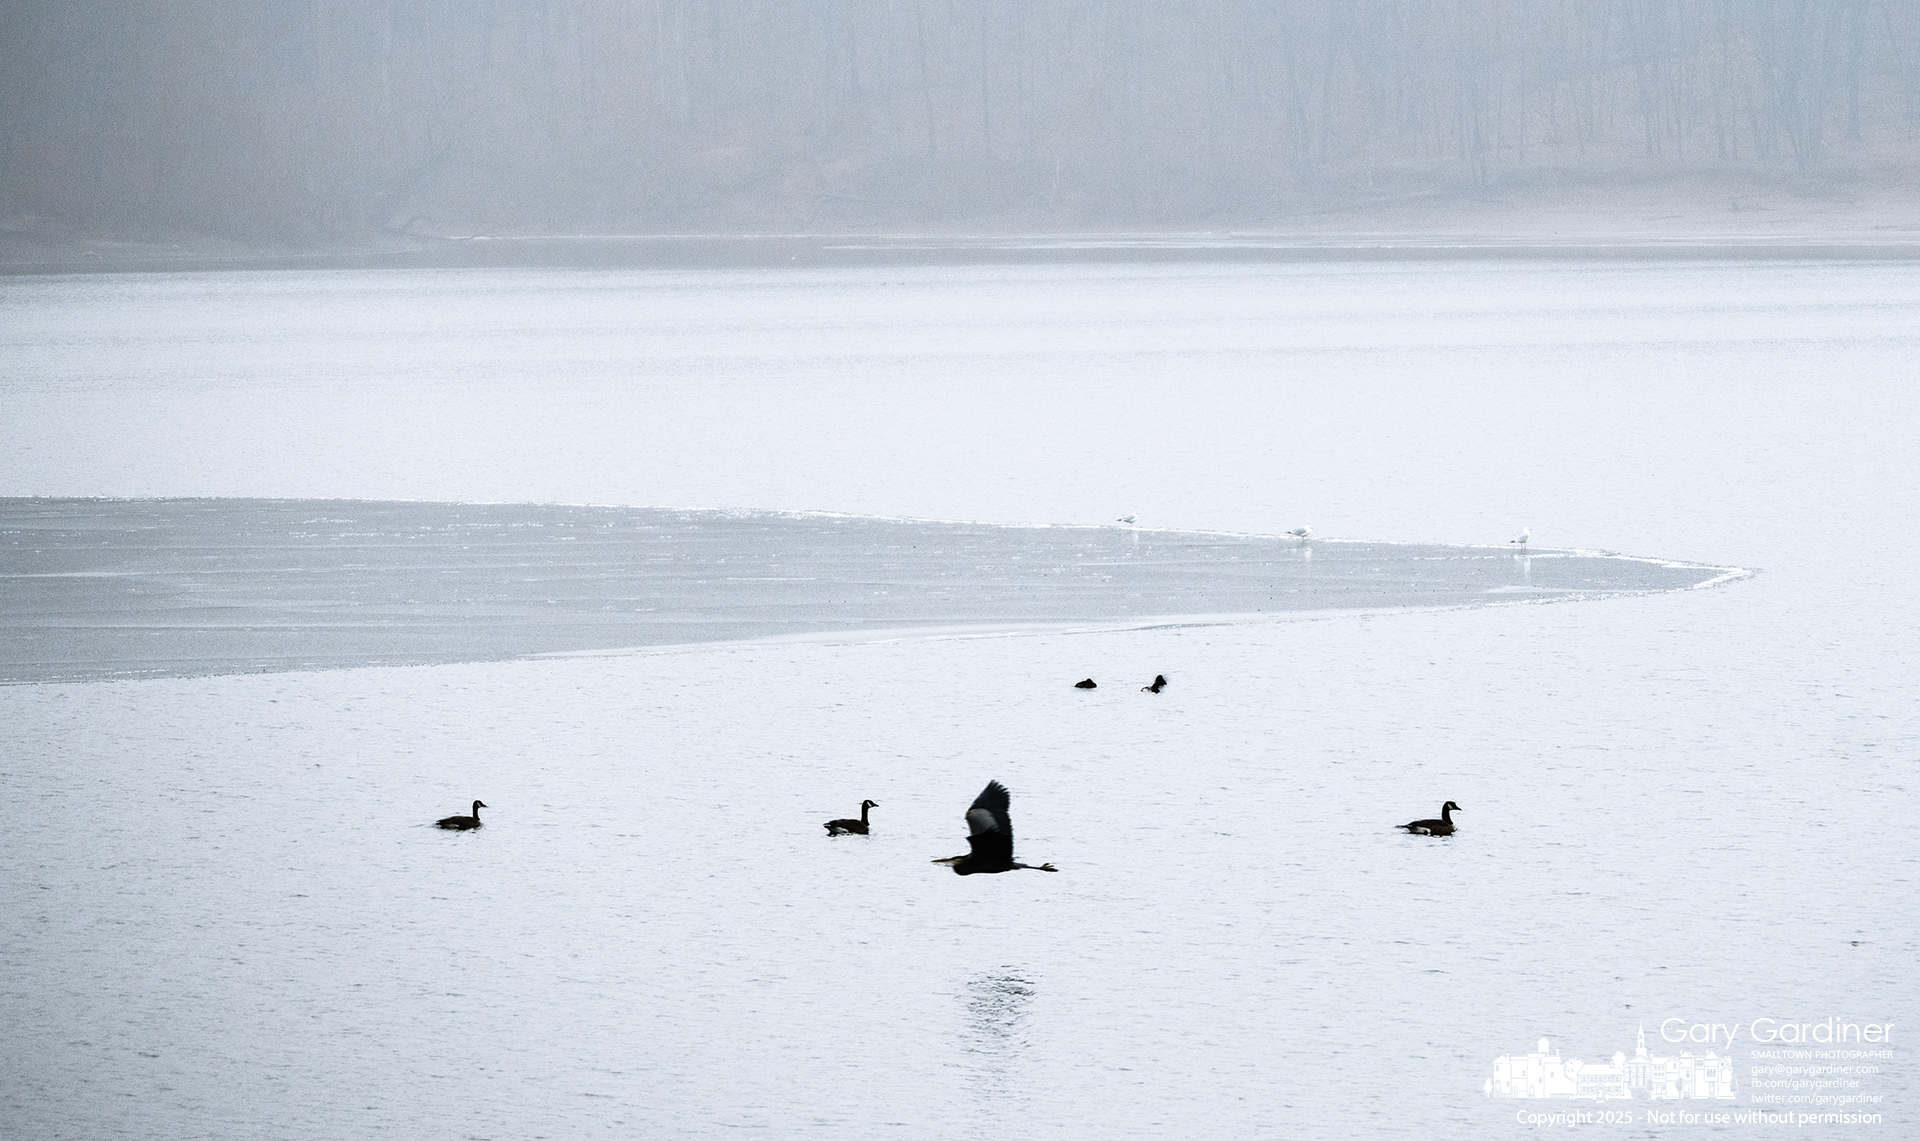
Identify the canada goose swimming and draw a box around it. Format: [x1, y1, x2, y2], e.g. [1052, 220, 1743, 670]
[934, 780, 1057, 874]
[1400, 801, 1460, 836]
[1287, 525, 1311, 539]
[1510, 528, 1530, 545]
[825, 799, 878, 835]
[1143, 674, 1167, 693]
[1074, 678, 1098, 689]
[436, 800, 487, 830]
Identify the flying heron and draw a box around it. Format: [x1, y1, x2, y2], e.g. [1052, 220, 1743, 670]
[934, 781, 1058, 874]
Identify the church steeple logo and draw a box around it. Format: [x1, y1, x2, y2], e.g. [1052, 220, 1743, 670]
[1488, 1027, 1736, 1100]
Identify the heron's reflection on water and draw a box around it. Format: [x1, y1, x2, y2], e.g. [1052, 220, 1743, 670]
[958, 971, 1036, 1098]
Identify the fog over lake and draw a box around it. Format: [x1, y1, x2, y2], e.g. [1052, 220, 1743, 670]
[1, 258, 1913, 1138]
[6, 3, 1920, 243]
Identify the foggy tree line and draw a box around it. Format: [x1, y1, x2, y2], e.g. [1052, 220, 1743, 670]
[3, 0, 1918, 241]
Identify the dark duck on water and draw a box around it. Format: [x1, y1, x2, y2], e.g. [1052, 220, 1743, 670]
[1400, 801, 1460, 836]
[825, 799, 878, 835]
[436, 800, 487, 830]
[934, 780, 1057, 874]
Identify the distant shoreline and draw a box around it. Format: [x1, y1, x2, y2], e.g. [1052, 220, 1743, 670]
[7, 230, 1920, 276]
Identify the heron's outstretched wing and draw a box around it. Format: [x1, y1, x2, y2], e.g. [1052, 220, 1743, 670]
[964, 780, 1014, 865]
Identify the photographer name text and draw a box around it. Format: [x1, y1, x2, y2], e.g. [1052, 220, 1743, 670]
[1659, 1018, 1894, 1047]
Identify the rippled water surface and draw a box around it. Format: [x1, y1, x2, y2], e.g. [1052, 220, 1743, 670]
[1, 259, 1915, 1139]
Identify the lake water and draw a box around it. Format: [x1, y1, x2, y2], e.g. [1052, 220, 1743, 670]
[1, 258, 1914, 1138]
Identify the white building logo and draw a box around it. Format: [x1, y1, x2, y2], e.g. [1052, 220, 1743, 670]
[1488, 1027, 1737, 1100]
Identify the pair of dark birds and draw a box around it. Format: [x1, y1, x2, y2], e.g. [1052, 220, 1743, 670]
[825, 781, 1058, 874]
[1074, 674, 1167, 691]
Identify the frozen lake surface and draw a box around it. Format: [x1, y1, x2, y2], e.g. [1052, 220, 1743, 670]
[1, 259, 1915, 1139]
[0, 498, 1734, 683]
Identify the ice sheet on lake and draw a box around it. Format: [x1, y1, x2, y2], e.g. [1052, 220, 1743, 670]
[1, 498, 1742, 684]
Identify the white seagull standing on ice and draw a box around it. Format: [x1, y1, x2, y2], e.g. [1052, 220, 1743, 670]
[1118, 514, 1138, 526]
[1510, 527, 1530, 546]
[1287, 525, 1311, 539]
